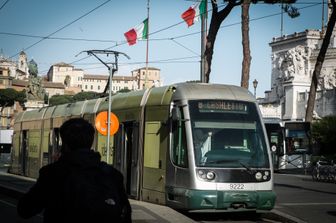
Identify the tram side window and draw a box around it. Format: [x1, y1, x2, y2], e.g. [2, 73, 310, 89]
[171, 107, 188, 168]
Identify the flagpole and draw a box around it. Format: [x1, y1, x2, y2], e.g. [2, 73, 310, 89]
[145, 0, 150, 89]
[200, 0, 207, 83]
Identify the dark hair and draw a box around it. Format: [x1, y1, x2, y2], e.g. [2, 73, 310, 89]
[60, 118, 95, 151]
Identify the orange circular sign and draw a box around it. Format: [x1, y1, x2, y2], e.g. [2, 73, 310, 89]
[95, 111, 119, 136]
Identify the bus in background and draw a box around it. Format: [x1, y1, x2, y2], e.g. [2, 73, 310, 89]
[0, 129, 13, 168]
[264, 119, 311, 172]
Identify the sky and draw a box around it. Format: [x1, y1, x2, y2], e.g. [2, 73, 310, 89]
[0, 0, 326, 97]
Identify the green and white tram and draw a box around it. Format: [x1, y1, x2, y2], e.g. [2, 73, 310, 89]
[9, 83, 276, 212]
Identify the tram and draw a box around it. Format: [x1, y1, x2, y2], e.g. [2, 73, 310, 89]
[264, 119, 311, 171]
[9, 83, 276, 212]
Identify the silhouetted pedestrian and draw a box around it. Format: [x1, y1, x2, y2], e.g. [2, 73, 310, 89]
[17, 118, 131, 222]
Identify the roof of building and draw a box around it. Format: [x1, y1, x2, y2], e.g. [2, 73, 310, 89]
[52, 62, 74, 67]
[84, 74, 135, 81]
[132, 67, 160, 71]
[43, 81, 65, 89]
[12, 79, 65, 89]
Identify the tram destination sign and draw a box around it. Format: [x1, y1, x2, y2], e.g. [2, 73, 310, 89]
[197, 100, 248, 113]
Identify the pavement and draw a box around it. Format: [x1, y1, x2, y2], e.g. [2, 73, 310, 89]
[0, 170, 195, 223]
[0, 167, 311, 223]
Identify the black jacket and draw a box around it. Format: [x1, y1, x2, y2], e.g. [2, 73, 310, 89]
[17, 150, 132, 223]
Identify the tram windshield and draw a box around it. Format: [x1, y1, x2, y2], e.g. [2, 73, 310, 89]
[189, 100, 269, 168]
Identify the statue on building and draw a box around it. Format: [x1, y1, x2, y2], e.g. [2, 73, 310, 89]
[277, 45, 308, 81]
[26, 76, 46, 101]
[64, 75, 71, 87]
[278, 50, 295, 81]
[26, 59, 46, 101]
[319, 68, 336, 90]
[293, 45, 307, 76]
[28, 59, 38, 77]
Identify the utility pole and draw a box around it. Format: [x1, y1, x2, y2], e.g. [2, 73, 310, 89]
[78, 50, 130, 163]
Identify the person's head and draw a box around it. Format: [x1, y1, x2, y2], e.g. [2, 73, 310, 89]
[60, 118, 95, 152]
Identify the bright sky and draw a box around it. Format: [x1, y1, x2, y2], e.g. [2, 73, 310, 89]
[0, 0, 325, 96]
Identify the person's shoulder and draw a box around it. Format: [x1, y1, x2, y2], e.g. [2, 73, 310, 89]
[38, 160, 67, 177]
[99, 162, 123, 178]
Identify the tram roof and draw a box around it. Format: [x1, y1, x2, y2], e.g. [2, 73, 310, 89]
[172, 83, 255, 102]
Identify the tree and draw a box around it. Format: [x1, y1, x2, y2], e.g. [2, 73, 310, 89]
[0, 88, 26, 112]
[311, 116, 336, 155]
[240, 0, 251, 89]
[49, 95, 73, 106]
[240, 0, 299, 89]
[73, 91, 99, 102]
[204, 0, 296, 83]
[305, 0, 336, 122]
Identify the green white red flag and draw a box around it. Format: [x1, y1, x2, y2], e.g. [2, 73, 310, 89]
[124, 18, 148, 46]
[181, 0, 206, 27]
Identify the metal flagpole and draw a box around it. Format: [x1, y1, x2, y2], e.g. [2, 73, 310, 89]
[200, 0, 207, 83]
[145, 0, 150, 89]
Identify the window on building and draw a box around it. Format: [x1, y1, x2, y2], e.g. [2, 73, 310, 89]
[298, 92, 306, 102]
[0, 70, 3, 75]
[90, 85, 93, 90]
[85, 85, 88, 89]
[98, 86, 100, 90]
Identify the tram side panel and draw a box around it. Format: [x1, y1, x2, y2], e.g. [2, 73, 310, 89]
[10, 131, 21, 175]
[142, 105, 170, 205]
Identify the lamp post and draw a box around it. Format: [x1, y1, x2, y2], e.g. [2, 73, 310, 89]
[253, 79, 258, 98]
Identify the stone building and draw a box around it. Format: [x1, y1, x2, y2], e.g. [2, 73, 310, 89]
[259, 28, 336, 121]
[131, 67, 161, 89]
[48, 63, 162, 93]
[82, 74, 136, 93]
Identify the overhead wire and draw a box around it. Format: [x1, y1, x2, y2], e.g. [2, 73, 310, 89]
[0, 0, 10, 11]
[27, 1, 320, 73]
[8, 0, 113, 59]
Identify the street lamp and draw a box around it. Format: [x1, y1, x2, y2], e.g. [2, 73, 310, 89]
[253, 79, 258, 98]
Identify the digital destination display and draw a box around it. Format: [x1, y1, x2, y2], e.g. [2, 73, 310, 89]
[197, 101, 248, 113]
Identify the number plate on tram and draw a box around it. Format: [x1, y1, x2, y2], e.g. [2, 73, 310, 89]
[229, 183, 245, 190]
[216, 183, 255, 190]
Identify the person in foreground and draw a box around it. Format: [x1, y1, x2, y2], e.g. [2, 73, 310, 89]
[17, 118, 132, 223]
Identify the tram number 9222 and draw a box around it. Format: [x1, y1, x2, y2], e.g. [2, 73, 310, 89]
[229, 183, 245, 190]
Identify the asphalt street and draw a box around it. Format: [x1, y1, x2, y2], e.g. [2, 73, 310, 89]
[274, 173, 336, 223]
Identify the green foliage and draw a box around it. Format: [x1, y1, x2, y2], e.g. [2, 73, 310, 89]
[49, 95, 73, 106]
[117, 88, 131, 93]
[311, 116, 336, 155]
[28, 59, 38, 77]
[73, 91, 99, 101]
[0, 88, 26, 110]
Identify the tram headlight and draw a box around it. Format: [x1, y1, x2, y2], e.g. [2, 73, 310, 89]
[206, 171, 216, 180]
[255, 172, 263, 181]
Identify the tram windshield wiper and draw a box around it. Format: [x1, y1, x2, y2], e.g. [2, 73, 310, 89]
[239, 162, 254, 175]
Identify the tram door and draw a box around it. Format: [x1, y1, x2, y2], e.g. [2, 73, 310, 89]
[20, 130, 28, 176]
[114, 122, 139, 199]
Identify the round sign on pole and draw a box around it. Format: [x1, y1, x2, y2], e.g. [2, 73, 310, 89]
[95, 111, 119, 136]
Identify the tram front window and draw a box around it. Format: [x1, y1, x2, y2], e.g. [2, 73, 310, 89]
[189, 100, 269, 168]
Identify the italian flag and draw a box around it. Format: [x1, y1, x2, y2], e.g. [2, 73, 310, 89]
[181, 0, 206, 27]
[124, 18, 148, 46]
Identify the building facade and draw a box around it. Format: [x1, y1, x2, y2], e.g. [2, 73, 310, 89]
[259, 29, 336, 121]
[48, 64, 162, 94]
[131, 67, 162, 89]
